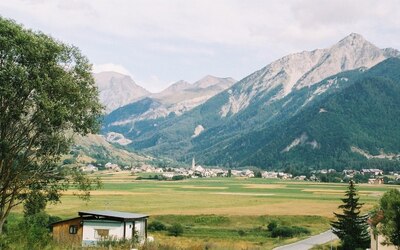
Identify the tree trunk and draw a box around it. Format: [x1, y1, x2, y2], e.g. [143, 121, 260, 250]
[0, 215, 6, 235]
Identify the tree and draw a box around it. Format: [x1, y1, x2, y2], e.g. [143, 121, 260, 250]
[379, 189, 400, 249]
[331, 180, 370, 249]
[0, 17, 103, 234]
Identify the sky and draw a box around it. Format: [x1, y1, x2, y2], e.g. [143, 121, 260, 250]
[1, 0, 400, 92]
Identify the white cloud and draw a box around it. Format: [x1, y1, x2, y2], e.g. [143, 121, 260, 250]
[3, 0, 400, 49]
[1, 0, 400, 92]
[93, 63, 133, 77]
[137, 75, 171, 93]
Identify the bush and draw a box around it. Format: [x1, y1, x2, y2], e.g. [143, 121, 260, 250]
[271, 226, 310, 238]
[271, 226, 295, 238]
[292, 226, 311, 235]
[172, 175, 185, 181]
[168, 223, 184, 237]
[238, 229, 246, 236]
[148, 221, 167, 231]
[267, 221, 278, 231]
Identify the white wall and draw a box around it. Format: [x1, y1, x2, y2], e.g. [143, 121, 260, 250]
[81, 219, 145, 246]
[135, 220, 146, 242]
[82, 220, 123, 246]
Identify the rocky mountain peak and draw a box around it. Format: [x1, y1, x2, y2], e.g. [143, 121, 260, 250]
[336, 33, 369, 47]
[193, 75, 236, 89]
[157, 80, 192, 97]
[93, 71, 150, 113]
[220, 33, 396, 117]
[294, 33, 386, 90]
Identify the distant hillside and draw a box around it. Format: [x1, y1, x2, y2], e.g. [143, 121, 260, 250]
[65, 134, 151, 166]
[195, 58, 400, 169]
[102, 75, 236, 140]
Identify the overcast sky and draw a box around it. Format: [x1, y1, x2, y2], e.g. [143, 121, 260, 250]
[1, 0, 399, 92]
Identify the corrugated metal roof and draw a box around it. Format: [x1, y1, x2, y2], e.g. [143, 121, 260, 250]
[78, 210, 148, 220]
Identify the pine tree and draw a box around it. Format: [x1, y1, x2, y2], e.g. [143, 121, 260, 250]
[331, 180, 370, 250]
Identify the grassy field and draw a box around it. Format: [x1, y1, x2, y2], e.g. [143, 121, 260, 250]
[39, 171, 397, 249]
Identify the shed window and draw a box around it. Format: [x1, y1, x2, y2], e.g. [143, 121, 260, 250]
[95, 229, 109, 239]
[69, 225, 78, 234]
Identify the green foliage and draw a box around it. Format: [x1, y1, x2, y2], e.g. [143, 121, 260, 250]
[267, 221, 278, 231]
[23, 191, 47, 217]
[331, 181, 370, 249]
[193, 215, 229, 225]
[0, 16, 102, 234]
[378, 189, 400, 247]
[62, 158, 76, 165]
[148, 220, 167, 231]
[1, 212, 54, 250]
[238, 229, 246, 236]
[271, 226, 310, 238]
[172, 175, 186, 181]
[254, 170, 262, 178]
[98, 237, 137, 248]
[168, 223, 184, 237]
[70, 168, 102, 201]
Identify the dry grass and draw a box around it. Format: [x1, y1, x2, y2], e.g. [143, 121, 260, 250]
[243, 184, 287, 189]
[41, 174, 394, 249]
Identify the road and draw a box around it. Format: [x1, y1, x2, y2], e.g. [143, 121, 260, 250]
[273, 230, 338, 250]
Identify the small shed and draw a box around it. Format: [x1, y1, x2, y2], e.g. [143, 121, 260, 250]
[51, 210, 148, 246]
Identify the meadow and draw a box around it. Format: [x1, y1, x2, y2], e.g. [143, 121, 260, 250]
[40, 171, 395, 249]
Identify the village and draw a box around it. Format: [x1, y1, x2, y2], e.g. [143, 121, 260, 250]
[79, 160, 398, 184]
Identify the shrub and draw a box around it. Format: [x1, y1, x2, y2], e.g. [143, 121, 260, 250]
[168, 223, 184, 237]
[238, 229, 246, 236]
[267, 221, 278, 231]
[271, 226, 295, 238]
[148, 221, 167, 231]
[172, 175, 185, 181]
[292, 226, 311, 235]
[271, 226, 310, 238]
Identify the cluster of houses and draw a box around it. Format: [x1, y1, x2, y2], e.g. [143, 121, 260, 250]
[131, 159, 294, 180]
[80, 160, 392, 184]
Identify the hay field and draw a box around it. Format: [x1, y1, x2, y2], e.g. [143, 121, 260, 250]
[46, 171, 391, 218]
[43, 172, 395, 249]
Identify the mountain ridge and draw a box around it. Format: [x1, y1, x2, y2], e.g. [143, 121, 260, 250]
[101, 34, 400, 170]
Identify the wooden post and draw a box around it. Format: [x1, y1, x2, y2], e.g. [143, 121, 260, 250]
[145, 218, 148, 239]
[132, 221, 135, 240]
[123, 221, 126, 239]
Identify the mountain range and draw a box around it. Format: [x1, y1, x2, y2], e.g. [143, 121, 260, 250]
[98, 33, 400, 170]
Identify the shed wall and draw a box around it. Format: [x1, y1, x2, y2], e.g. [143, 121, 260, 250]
[52, 217, 83, 246]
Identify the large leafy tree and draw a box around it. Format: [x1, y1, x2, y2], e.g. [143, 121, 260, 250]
[0, 17, 102, 234]
[331, 180, 370, 250]
[379, 189, 400, 249]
